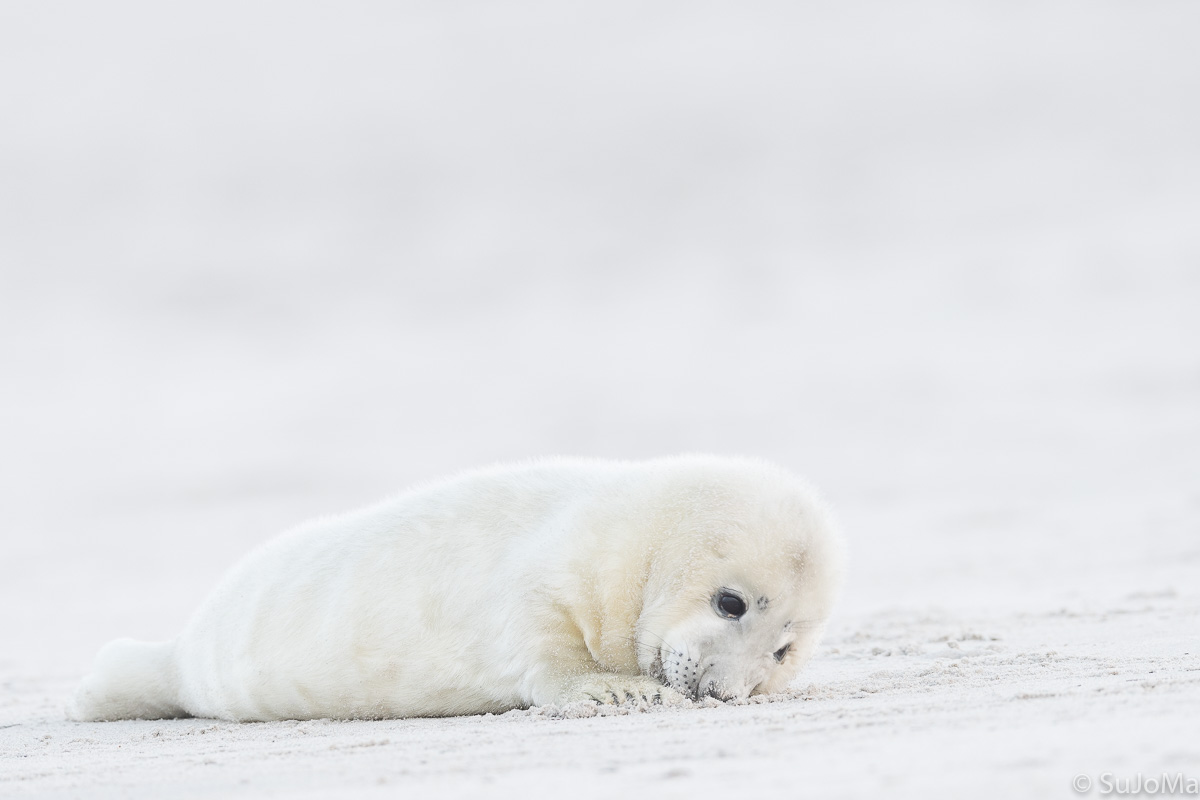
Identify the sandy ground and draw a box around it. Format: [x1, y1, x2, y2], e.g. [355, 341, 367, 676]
[4, 599, 1199, 799]
[2, 2, 1199, 797]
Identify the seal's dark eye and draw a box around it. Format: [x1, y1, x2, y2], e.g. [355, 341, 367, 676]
[715, 592, 747, 619]
[773, 644, 791, 663]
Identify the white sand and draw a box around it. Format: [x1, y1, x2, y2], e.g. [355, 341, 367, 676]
[2, 2, 1198, 797]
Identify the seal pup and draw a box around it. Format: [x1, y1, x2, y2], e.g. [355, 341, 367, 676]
[67, 455, 844, 721]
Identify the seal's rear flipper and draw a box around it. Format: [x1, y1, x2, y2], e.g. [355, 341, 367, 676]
[66, 638, 187, 721]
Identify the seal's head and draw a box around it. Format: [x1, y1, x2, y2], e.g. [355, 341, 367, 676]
[634, 459, 843, 700]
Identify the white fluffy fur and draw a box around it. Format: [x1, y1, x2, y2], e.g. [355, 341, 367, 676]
[67, 456, 844, 721]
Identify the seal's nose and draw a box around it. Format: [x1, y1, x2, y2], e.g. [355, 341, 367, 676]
[700, 679, 736, 701]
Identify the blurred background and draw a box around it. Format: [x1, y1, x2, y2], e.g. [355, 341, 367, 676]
[1, 2, 1198, 676]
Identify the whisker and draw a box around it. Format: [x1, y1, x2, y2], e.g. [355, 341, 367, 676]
[617, 635, 664, 654]
[617, 633, 679, 660]
[633, 629, 680, 657]
[785, 619, 826, 632]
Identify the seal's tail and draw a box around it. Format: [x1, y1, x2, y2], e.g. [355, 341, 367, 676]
[66, 638, 187, 721]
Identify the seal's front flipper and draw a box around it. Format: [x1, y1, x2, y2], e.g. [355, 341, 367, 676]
[553, 673, 686, 706]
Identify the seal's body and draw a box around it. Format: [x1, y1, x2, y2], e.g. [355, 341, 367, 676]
[68, 456, 843, 721]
